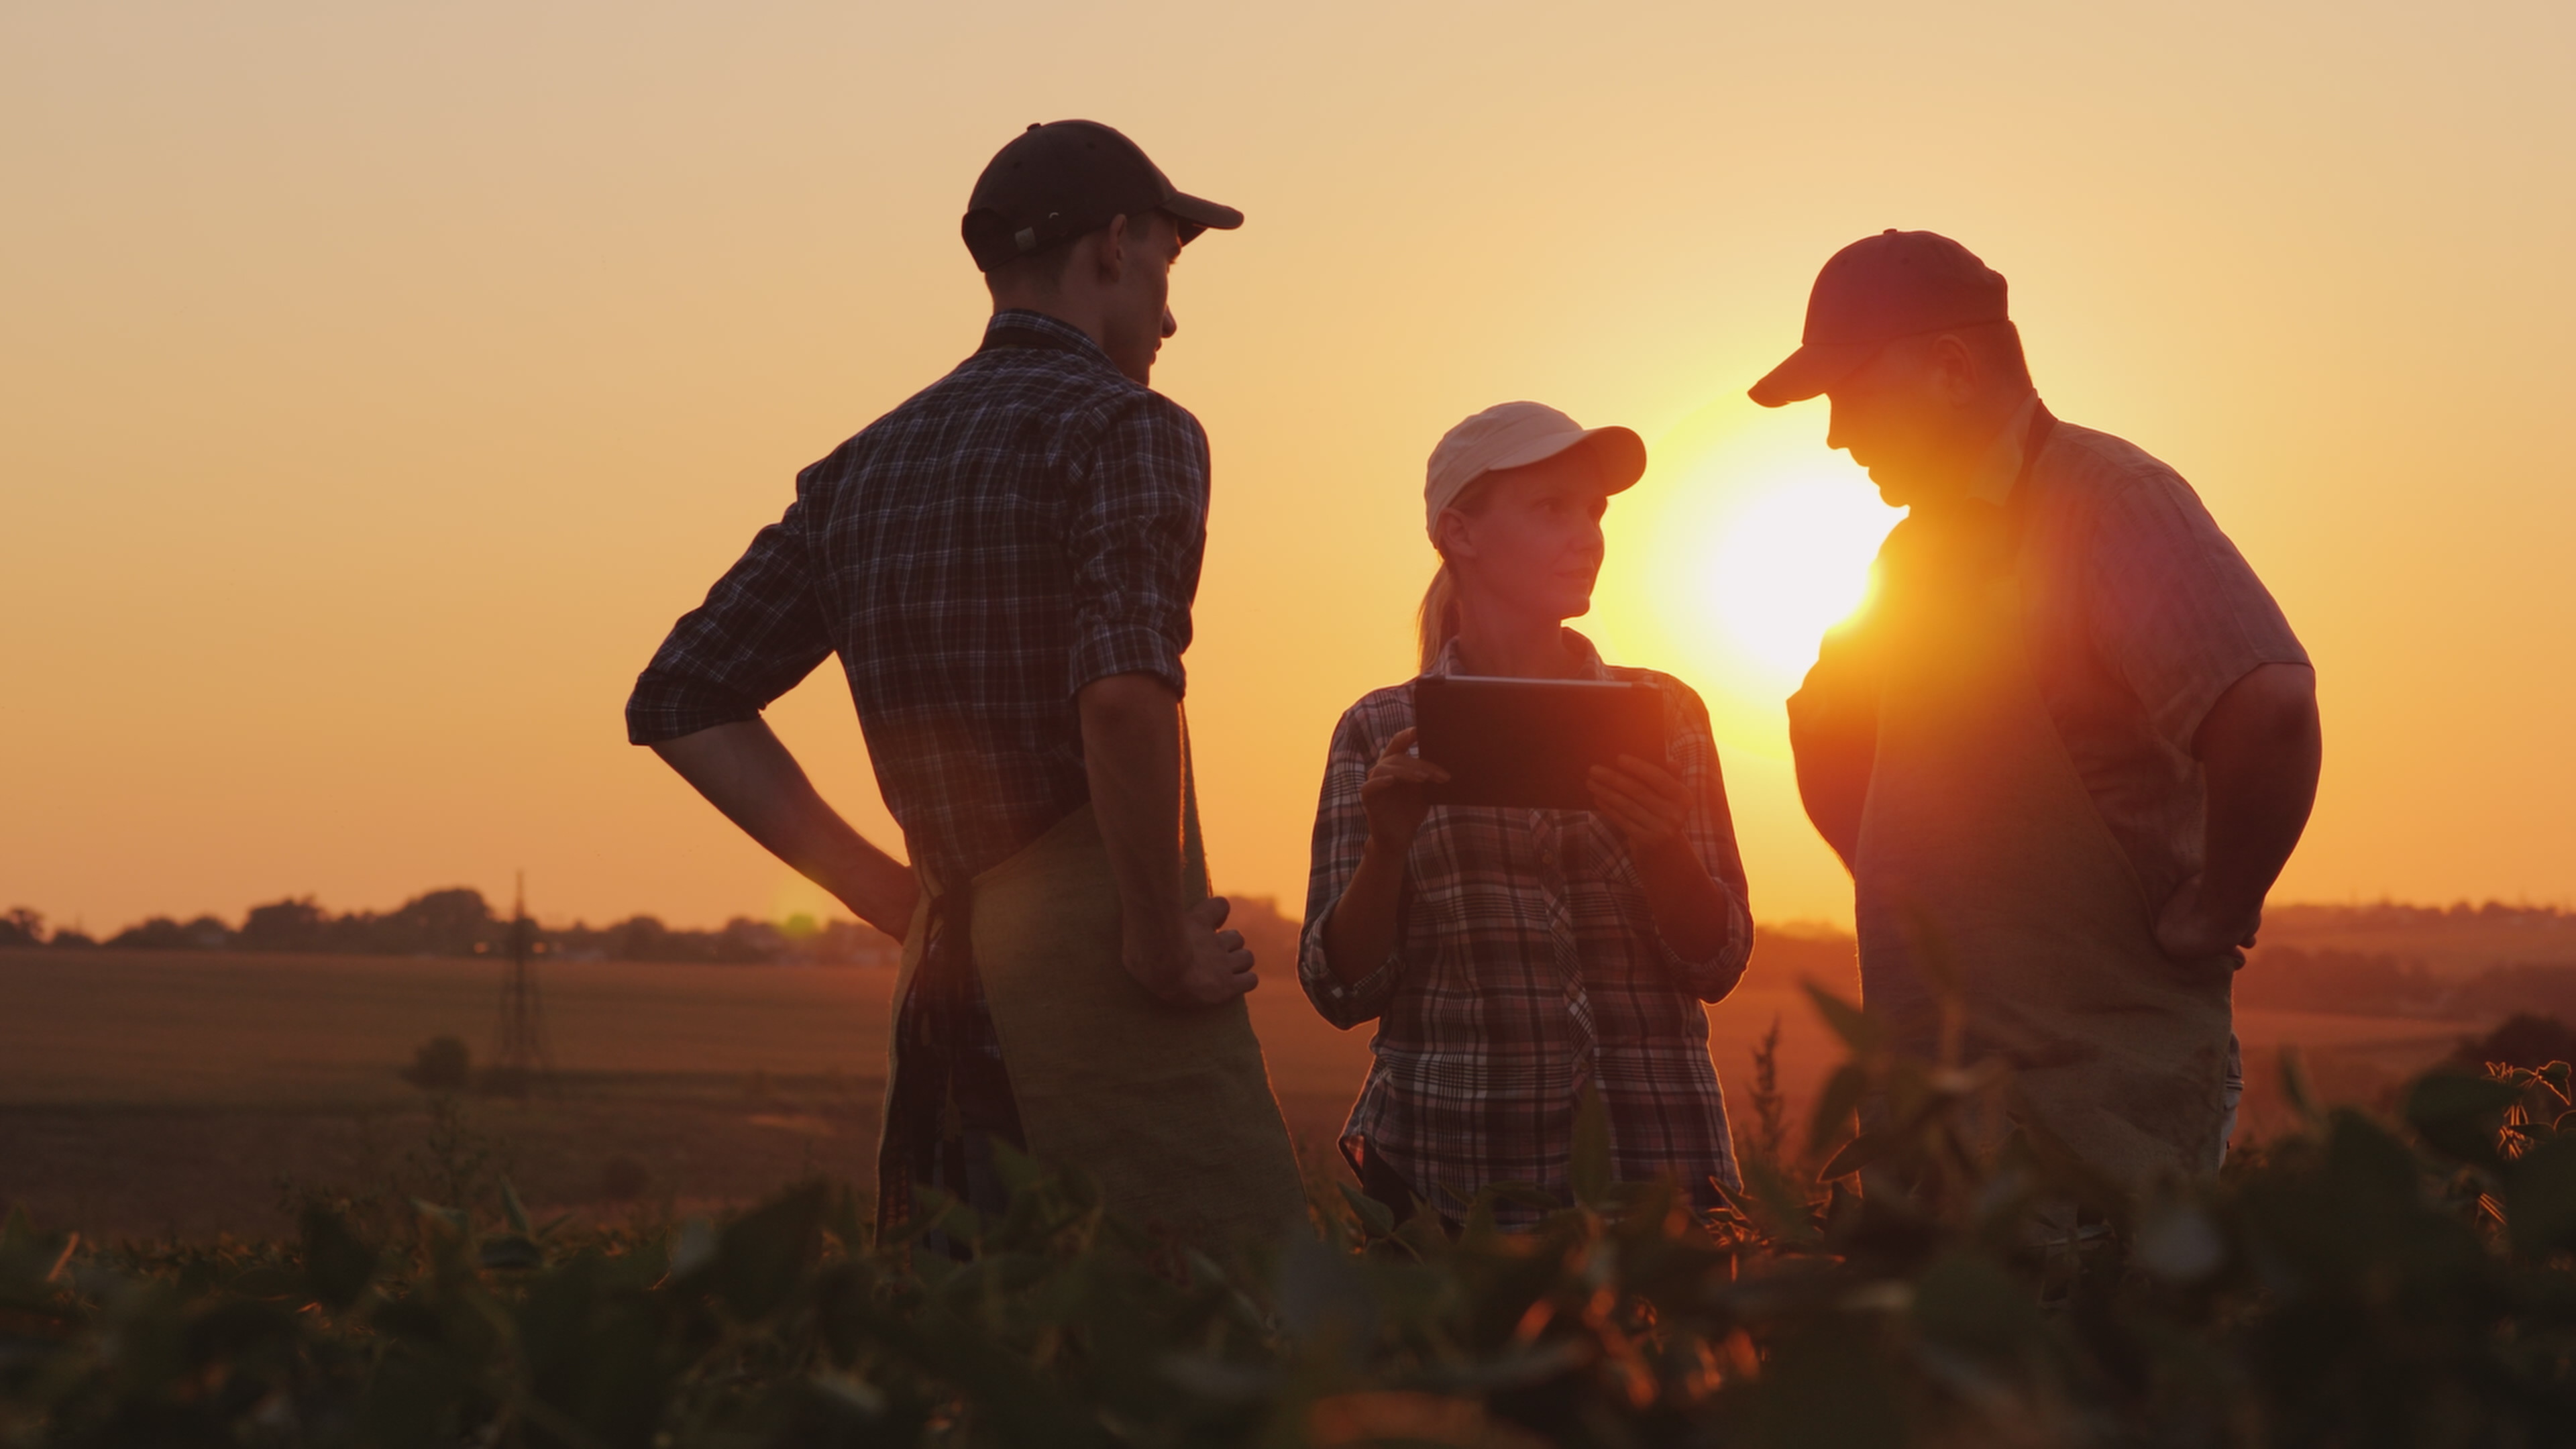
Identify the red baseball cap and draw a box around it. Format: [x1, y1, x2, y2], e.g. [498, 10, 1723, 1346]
[1749, 231, 2010, 407]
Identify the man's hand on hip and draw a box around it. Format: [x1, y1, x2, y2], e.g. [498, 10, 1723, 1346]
[1126, 895, 1257, 1006]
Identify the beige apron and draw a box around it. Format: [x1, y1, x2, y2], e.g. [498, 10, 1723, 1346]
[1853, 451, 2235, 1195]
[881, 786, 1306, 1251]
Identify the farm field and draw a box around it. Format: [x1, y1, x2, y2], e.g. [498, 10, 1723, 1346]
[0, 943, 2493, 1239]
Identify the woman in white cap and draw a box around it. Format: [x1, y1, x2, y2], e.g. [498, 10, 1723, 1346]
[1296, 402, 1756, 1227]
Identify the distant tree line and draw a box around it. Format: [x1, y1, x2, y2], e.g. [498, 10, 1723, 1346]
[0, 890, 900, 967]
[2266, 898, 2576, 932]
[2238, 944, 2576, 1022]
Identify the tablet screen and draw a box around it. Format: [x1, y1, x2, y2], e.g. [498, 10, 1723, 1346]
[1413, 675, 1667, 810]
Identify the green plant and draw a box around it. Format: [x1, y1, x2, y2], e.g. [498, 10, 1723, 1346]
[1740, 1012, 1792, 1173]
[4, 990, 2574, 1447]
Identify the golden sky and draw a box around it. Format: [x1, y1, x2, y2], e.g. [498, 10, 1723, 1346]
[4, 2, 2571, 936]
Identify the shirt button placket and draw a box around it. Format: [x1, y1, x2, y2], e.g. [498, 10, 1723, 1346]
[1536, 811, 1595, 1090]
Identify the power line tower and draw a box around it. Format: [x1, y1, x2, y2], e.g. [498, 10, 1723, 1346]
[492, 870, 555, 1099]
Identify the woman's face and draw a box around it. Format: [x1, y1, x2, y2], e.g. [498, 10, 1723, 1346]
[1440, 449, 1612, 623]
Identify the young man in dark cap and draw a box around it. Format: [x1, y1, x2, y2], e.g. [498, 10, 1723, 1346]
[1754, 231, 2322, 1192]
[626, 120, 1304, 1248]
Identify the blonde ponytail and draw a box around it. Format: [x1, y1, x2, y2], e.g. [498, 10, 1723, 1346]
[1416, 562, 1461, 674]
[1415, 474, 1497, 673]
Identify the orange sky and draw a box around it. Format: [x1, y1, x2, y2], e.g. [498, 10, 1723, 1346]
[4, 3, 2572, 936]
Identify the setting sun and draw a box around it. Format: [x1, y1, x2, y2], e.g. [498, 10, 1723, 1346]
[1591, 399, 1900, 759]
[1697, 470, 1894, 677]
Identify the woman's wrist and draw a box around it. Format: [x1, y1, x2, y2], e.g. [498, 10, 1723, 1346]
[1358, 831, 1413, 876]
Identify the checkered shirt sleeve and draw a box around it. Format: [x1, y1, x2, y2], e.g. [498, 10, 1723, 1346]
[624, 309, 1213, 884]
[624, 496, 834, 743]
[1065, 400, 1208, 698]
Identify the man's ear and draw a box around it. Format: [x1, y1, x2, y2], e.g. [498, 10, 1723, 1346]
[1927, 333, 1980, 405]
[1093, 213, 1131, 286]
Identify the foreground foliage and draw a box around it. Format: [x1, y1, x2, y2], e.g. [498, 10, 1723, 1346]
[6, 992, 2576, 1448]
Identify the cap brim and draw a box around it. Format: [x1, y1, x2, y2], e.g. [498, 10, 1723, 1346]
[1487, 425, 1649, 492]
[1163, 190, 1243, 241]
[1748, 341, 1876, 408]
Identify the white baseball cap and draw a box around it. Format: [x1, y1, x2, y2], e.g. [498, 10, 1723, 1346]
[1424, 402, 1648, 539]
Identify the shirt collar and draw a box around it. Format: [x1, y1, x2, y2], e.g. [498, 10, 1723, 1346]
[1428, 628, 1610, 681]
[1964, 392, 2043, 506]
[982, 309, 1112, 363]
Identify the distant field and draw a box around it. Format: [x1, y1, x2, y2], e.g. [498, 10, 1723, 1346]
[0, 943, 2494, 1238]
[2257, 903, 2576, 979]
[0, 947, 1378, 1238]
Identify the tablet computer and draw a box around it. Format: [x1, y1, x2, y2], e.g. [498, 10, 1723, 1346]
[1414, 674, 1667, 810]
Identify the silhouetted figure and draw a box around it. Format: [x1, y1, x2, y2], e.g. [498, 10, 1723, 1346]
[627, 121, 1301, 1250]
[1299, 404, 1755, 1227]
[1754, 231, 2320, 1190]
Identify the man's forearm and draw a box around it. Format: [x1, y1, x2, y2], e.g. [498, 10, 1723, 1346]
[1079, 673, 1188, 979]
[1790, 738, 1867, 873]
[2195, 663, 2322, 920]
[649, 719, 918, 938]
[1786, 647, 1876, 873]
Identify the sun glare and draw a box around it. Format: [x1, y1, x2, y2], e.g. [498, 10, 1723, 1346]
[1591, 398, 1900, 758]
[1701, 478, 1893, 676]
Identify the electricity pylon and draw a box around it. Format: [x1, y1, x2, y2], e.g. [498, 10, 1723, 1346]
[492, 870, 555, 1099]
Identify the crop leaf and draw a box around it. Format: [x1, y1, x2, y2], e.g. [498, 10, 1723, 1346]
[1804, 981, 1883, 1058]
[1336, 1181, 1395, 1240]
[2506, 1132, 2576, 1258]
[2405, 1071, 2522, 1169]
[1809, 1063, 1869, 1159]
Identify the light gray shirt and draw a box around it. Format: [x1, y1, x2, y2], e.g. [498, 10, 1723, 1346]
[1792, 405, 2310, 912]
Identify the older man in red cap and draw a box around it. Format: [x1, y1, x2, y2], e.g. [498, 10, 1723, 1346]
[1754, 231, 2321, 1191]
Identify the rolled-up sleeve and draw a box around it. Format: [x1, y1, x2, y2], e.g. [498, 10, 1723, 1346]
[625, 496, 834, 746]
[2084, 473, 2310, 755]
[1298, 704, 1401, 1028]
[1064, 396, 1209, 699]
[1655, 682, 1755, 1000]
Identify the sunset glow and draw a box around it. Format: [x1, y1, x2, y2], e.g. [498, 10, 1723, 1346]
[1694, 480, 1892, 680]
[1589, 402, 1898, 762]
[4, 3, 2572, 934]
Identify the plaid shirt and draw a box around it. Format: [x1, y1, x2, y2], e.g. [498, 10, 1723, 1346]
[1299, 633, 1754, 1222]
[626, 310, 1211, 886]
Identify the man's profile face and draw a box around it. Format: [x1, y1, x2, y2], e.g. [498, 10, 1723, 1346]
[1098, 211, 1183, 386]
[1824, 338, 1955, 508]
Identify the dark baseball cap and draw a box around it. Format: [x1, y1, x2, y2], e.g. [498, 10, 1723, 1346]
[1748, 230, 2010, 407]
[961, 120, 1243, 273]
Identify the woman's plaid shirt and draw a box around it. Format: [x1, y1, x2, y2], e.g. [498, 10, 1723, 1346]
[625, 311, 1209, 888]
[1299, 633, 1754, 1222]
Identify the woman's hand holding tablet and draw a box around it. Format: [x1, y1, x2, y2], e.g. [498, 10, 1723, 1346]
[1587, 753, 1694, 851]
[1362, 727, 1450, 847]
